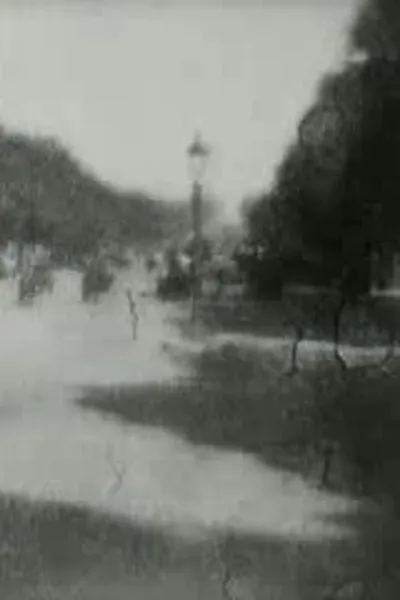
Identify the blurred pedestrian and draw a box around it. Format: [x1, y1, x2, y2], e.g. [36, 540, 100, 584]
[125, 287, 139, 340]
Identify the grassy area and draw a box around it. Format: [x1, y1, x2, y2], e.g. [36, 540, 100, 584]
[77, 339, 395, 493]
[173, 291, 400, 351]
[76, 332, 400, 598]
[0, 492, 221, 598]
[0, 490, 386, 600]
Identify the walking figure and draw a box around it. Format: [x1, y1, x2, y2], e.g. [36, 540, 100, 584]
[126, 288, 139, 340]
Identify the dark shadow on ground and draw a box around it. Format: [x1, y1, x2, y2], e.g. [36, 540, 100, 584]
[74, 339, 400, 597]
[76, 340, 400, 494]
[77, 343, 322, 480]
[0, 490, 385, 599]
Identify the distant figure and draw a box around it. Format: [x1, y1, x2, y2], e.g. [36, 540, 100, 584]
[146, 255, 157, 273]
[125, 287, 139, 340]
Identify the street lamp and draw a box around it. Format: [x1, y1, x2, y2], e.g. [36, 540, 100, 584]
[187, 132, 210, 324]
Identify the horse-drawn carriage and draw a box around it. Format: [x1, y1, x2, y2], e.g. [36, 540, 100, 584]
[81, 258, 114, 302]
[155, 251, 192, 300]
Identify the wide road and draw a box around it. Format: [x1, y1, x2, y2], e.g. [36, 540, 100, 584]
[0, 270, 364, 599]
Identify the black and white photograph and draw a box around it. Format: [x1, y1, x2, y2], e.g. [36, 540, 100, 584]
[0, 0, 399, 598]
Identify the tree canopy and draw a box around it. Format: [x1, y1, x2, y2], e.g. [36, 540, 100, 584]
[0, 127, 190, 262]
[244, 0, 400, 297]
[350, 0, 400, 59]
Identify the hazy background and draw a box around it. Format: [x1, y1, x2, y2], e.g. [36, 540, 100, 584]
[0, 0, 359, 220]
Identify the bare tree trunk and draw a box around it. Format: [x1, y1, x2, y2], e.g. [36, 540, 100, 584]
[126, 288, 139, 341]
[287, 325, 304, 376]
[320, 439, 335, 488]
[381, 327, 395, 371]
[333, 295, 348, 373]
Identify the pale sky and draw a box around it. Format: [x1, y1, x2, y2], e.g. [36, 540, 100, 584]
[0, 0, 359, 220]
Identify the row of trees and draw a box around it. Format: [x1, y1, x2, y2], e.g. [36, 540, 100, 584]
[245, 62, 400, 293]
[240, 0, 400, 368]
[0, 128, 193, 265]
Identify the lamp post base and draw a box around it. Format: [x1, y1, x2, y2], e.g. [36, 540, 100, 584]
[191, 294, 197, 324]
[191, 277, 202, 325]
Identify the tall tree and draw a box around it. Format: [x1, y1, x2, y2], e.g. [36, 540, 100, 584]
[244, 2, 400, 371]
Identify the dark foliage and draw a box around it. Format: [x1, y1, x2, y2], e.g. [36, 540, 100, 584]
[350, 0, 400, 59]
[243, 30, 400, 297]
[0, 127, 189, 261]
[240, 0, 400, 373]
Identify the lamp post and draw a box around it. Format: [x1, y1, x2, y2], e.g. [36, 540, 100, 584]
[187, 132, 210, 325]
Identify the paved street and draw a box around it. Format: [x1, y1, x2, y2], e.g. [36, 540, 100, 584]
[0, 271, 365, 598]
